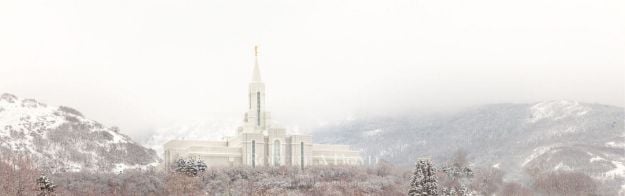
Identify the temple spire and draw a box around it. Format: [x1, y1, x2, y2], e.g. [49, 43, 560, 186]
[252, 45, 262, 82]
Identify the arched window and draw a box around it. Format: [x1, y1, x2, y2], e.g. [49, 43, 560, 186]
[257, 92, 261, 126]
[300, 142, 304, 169]
[252, 140, 256, 168]
[273, 140, 280, 166]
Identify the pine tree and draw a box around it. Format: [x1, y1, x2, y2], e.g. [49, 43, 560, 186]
[36, 174, 56, 196]
[174, 158, 207, 177]
[194, 159, 207, 174]
[440, 158, 473, 196]
[409, 159, 438, 196]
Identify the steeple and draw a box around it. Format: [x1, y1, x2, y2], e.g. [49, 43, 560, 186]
[244, 45, 269, 130]
[252, 45, 262, 82]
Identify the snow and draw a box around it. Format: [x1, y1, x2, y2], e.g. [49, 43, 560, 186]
[112, 162, 159, 173]
[522, 145, 556, 166]
[606, 161, 625, 178]
[1, 93, 130, 144]
[108, 131, 129, 144]
[544, 126, 579, 137]
[492, 163, 500, 169]
[606, 141, 625, 149]
[0, 97, 64, 137]
[528, 100, 590, 123]
[66, 161, 84, 172]
[0, 95, 70, 156]
[590, 156, 606, 163]
[553, 162, 572, 171]
[0, 93, 159, 173]
[363, 129, 383, 136]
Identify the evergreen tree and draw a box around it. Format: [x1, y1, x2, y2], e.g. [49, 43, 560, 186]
[409, 159, 438, 196]
[174, 158, 207, 177]
[36, 174, 56, 196]
[440, 184, 470, 196]
[440, 150, 474, 196]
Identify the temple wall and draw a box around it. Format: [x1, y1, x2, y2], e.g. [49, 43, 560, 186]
[312, 144, 363, 165]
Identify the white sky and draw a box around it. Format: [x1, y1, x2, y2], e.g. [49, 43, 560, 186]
[1, 0, 623, 140]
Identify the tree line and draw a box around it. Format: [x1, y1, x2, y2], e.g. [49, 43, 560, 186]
[0, 150, 608, 195]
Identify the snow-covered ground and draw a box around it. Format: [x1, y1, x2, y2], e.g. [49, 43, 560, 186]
[522, 145, 558, 167]
[0, 93, 160, 173]
[528, 100, 590, 123]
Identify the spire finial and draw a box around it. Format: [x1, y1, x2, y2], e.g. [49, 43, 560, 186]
[252, 45, 262, 82]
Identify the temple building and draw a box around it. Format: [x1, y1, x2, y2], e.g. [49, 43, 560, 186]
[163, 46, 362, 169]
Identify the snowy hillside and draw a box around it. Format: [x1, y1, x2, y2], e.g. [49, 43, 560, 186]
[314, 100, 624, 192]
[0, 93, 160, 173]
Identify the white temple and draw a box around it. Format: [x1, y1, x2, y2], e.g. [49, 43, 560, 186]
[163, 46, 362, 169]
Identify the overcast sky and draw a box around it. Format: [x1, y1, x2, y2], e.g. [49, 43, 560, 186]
[1, 0, 623, 140]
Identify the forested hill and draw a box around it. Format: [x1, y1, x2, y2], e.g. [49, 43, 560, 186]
[0, 93, 160, 173]
[314, 100, 624, 190]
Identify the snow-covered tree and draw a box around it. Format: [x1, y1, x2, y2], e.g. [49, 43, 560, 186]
[440, 150, 474, 196]
[36, 174, 56, 196]
[440, 165, 473, 195]
[174, 158, 207, 177]
[442, 166, 473, 179]
[409, 159, 438, 196]
[440, 184, 470, 196]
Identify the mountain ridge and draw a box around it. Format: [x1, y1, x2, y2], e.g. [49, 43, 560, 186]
[313, 100, 624, 192]
[3, 92, 622, 192]
[0, 93, 160, 173]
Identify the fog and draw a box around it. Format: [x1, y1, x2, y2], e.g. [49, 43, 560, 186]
[1, 0, 623, 141]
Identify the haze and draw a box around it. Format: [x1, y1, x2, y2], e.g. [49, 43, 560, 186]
[1, 0, 623, 141]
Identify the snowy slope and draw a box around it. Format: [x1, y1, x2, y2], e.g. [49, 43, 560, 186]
[0, 93, 160, 173]
[314, 100, 624, 193]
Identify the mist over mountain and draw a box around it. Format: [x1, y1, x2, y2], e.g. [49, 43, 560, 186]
[314, 100, 624, 191]
[0, 93, 160, 173]
[142, 118, 240, 158]
[3, 91, 623, 192]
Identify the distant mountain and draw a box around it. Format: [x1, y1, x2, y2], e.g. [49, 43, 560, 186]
[0, 93, 160, 173]
[313, 100, 624, 190]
